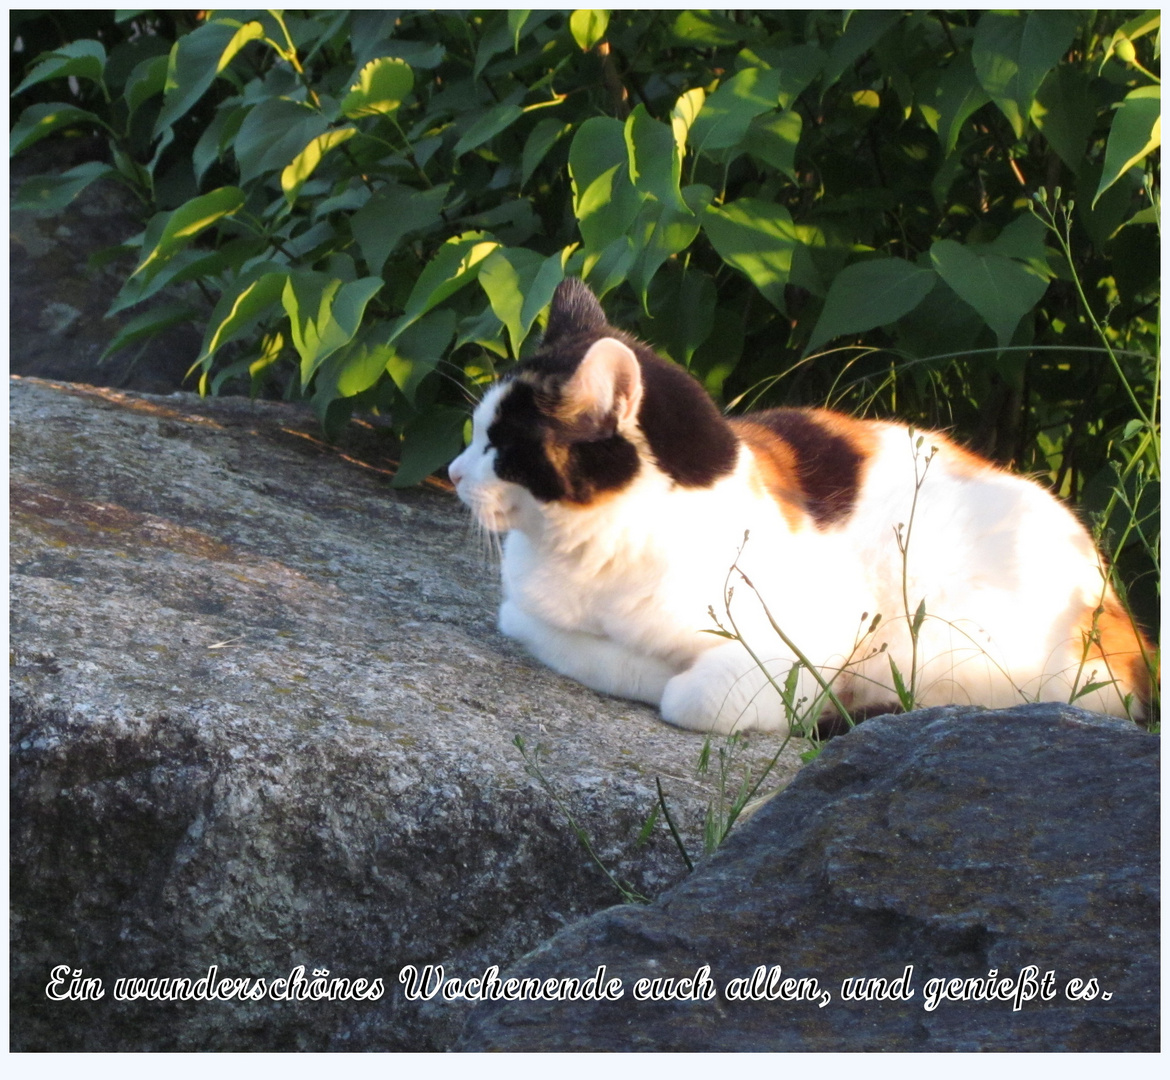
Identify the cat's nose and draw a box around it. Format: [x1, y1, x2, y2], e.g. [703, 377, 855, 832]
[448, 457, 465, 487]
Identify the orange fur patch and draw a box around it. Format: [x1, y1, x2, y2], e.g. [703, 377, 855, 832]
[731, 420, 807, 532]
[1077, 596, 1155, 719]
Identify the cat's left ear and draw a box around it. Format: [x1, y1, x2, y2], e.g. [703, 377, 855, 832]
[560, 337, 643, 435]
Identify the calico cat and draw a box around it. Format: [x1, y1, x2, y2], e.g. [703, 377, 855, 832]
[448, 278, 1152, 734]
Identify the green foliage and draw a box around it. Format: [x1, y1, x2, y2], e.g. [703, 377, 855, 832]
[11, 9, 1160, 636]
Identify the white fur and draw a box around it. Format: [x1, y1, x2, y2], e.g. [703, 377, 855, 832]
[449, 394, 1138, 734]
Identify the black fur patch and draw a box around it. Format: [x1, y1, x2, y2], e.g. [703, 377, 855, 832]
[543, 277, 608, 343]
[634, 345, 738, 487]
[487, 381, 566, 502]
[748, 409, 864, 527]
[517, 280, 738, 493]
[487, 378, 641, 505]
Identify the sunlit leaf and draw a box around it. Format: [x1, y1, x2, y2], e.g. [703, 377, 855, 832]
[283, 272, 384, 384]
[391, 233, 500, 340]
[133, 186, 246, 281]
[702, 198, 800, 313]
[570, 10, 610, 52]
[154, 18, 245, 137]
[340, 57, 414, 118]
[1094, 86, 1161, 208]
[478, 247, 548, 355]
[281, 127, 357, 206]
[196, 268, 289, 368]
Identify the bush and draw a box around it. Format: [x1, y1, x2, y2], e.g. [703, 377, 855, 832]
[10, 9, 1159, 643]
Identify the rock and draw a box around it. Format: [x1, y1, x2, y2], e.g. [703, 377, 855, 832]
[11, 140, 204, 393]
[458, 704, 1159, 1052]
[9, 376, 804, 1051]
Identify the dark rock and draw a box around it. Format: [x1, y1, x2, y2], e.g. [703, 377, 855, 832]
[9, 376, 803, 1051]
[458, 705, 1159, 1051]
[11, 140, 204, 393]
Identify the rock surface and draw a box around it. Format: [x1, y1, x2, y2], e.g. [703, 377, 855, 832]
[9, 376, 804, 1051]
[458, 704, 1160, 1052]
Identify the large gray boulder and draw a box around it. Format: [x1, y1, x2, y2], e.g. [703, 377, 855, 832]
[9, 376, 803, 1051]
[459, 704, 1159, 1052]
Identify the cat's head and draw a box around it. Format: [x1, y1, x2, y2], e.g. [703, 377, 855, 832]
[448, 278, 737, 534]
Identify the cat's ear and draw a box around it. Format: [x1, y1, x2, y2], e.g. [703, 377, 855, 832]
[560, 336, 643, 436]
[544, 278, 607, 343]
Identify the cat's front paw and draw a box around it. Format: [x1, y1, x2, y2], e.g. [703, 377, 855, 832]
[660, 647, 794, 735]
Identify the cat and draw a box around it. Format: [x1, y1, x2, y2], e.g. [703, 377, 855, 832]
[448, 277, 1153, 734]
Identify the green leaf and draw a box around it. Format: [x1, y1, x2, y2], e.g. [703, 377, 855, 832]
[324, 313, 456, 405]
[283, 273, 384, 384]
[1094, 86, 1161, 208]
[931, 51, 991, 156]
[453, 98, 525, 157]
[234, 99, 331, 184]
[340, 57, 414, 118]
[701, 197, 800, 313]
[584, 237, 636, 299]
[13, 39, 107, 96]
[393, 407, 468, 489]
[217, 20, 264, 74]
[393, 233, 501, 339]
[670, 87, 706, 156]
[509, 10, 533, 51]
[351, 182, 450, 276]
[1100, 12, 1161, 71]
[688, 67, 784, 156]
[806, 258, 937, 355]
[382, 310, 458, 404]
[971, 10, 1081, 139]
[521, 118, 572, 187]
[671, 11, 762, 48]
[653, 267, 717, 366]
[742, 109, 802, 181]
[570, 10, 610, 52]
[10, 102, 108, 156]
[519, 249, 572, 339]
[101, 301, 199, 362]
[12, 162, 116, 212]
[281, 127, 357, 206]
[1030, 65, 1096, 171]
[193, 104, 247, 185]
[154, 19, 245, 137]
[743, 43, 824, 110]
[625, 104, 687, 211]
[930, 239, 1049, 349]
[133, 186, 245, 281]
[124, 53, 170, 117]
[569, 117, 645, 261]
[627, 198, 701, 307]
[478, 247, 548, 355]
[196, 269, 289, 368]
[985, 213, 1053, 280]
[822, 11, 901, 91]
[888, 656, 913, 711]
[472, 13, 517, 80]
